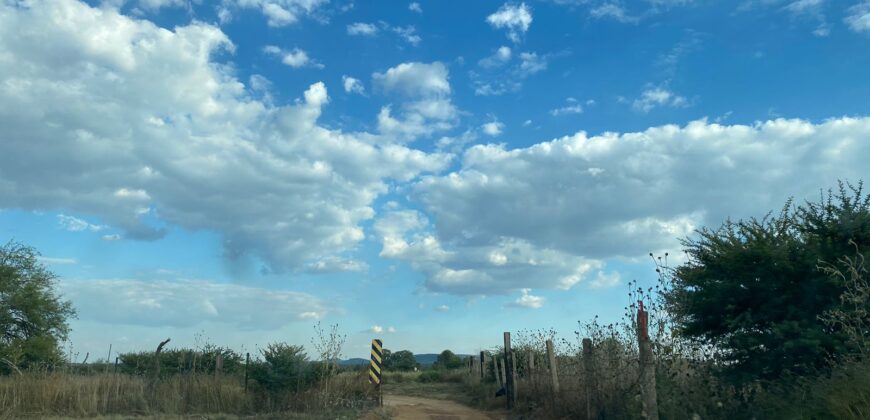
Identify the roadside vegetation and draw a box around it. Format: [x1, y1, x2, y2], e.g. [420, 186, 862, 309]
[0, 241, 376, 417]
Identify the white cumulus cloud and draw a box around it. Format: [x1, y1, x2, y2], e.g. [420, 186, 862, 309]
[487, 2, 533, 42]
[342, 75, 365, 94]
[373, 62, 458, 141]
[482, 121, 504, 137]
[263, 45, 323, 68]
[508, 288, 544, 308]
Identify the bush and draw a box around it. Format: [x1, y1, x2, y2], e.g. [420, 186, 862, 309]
[249, 342, 317, 393]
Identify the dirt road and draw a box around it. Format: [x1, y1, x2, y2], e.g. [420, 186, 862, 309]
[379, 394, 505, 420]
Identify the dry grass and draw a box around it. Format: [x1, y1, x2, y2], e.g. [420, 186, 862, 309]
[0, 370, 376, 418]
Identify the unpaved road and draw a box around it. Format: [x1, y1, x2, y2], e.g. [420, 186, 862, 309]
[380, 394, 505, 420]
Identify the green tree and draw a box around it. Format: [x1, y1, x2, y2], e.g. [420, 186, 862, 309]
[385, 350, 418, 371]
[434, 349, 462, 370]
[665, 181, 870, 384]
[380, 348, 392, 367]
[0, 241, 75, 373]
[249, 342, 314, 392]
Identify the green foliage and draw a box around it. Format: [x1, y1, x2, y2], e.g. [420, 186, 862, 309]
[666, 181, 870, 384]
[117, 344, 243, 376]
[0, 241, 75, 373]
[249, 342, 317, 393]
[818, 242, 870, 358]
[384, 349, 418, 371]
[433, 350, 463, 370]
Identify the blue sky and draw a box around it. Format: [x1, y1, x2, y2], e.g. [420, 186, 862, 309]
[1, 0, 869, 360]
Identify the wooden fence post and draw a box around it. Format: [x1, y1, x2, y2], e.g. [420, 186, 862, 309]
[215, 353, 223, 378]
[510, 350, 518, 402]
[583, 338, 598, 420]
[546, 339, 559, 393]
[527, 351, 535, 392]
[244, 352, 250, 393]
[106, 344, 112, 374]
[638, 301, 660, 420]
[504, 332, 516, 410]
[480, 351, 486, 380]
[493, 353, 501, 385]
[497, 356, 506, 387]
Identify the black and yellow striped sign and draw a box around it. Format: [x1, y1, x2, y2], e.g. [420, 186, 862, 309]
[369, 339, 383, 385]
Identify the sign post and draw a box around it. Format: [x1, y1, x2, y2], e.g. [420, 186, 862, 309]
[369, 338, 384, 406]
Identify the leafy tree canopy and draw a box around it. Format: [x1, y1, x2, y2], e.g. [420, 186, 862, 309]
[666, 181, 870, 384]
[384, 349, 418, 371]
[434, 349, 463, 370]
[0, 241, 75, 372]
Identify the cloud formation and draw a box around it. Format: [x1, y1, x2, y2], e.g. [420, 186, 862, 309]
[390, 117, 870, 295]
[62, 278, 329, 329]
[347, 22, 378, 36]
[632, 87, 688, 112]
[227, 0, 328, 27]
[487, 3, 533, 42]
[508, 288, 545, 308]
[373, 62, 458, 141]
[471, 50, 550, 96]
[845, 1, 870, 33]
[263, 45, 323, 68]
[0, 1, 449, 273]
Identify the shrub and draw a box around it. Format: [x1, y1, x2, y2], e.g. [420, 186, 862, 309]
[117, 345, 242, 377]
[249, 342, 316, 393]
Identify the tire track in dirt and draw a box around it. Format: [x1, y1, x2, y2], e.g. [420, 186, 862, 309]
[374, 394, 506, 420]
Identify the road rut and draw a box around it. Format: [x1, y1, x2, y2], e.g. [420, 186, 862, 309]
[378, 394, 505, 420]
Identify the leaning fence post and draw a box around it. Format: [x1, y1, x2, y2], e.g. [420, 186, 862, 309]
[153, 338, 170, 380]
[546, 339, 559, 393]
[583, 338, 598, 420]
[637, 301, 660, 420]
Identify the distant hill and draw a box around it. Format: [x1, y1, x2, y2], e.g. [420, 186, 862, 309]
[339, 353, 473, 367]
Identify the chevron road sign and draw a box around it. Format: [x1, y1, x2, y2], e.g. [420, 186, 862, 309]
[369, 338, 383, 385]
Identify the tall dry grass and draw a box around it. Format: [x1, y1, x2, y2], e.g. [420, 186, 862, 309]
[0, 369, 376, 418]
